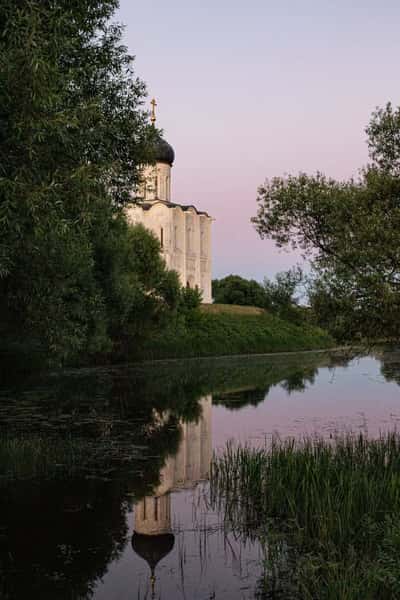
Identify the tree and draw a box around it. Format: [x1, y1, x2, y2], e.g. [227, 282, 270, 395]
[263, 267, 303, 316]
[212, 275, 267, 308]
[366, 102, 400, 175]
[95, 221, 181, 361]
[0, 1, 174, 366]
[252, 104, 400, 340]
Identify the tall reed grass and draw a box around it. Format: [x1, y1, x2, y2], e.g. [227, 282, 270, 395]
[211, 433, 400, 599]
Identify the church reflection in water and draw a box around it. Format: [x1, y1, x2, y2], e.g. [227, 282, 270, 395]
[131, 395, 212, 596]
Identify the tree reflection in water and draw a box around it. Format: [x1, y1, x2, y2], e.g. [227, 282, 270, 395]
[3, 350, 388, 599]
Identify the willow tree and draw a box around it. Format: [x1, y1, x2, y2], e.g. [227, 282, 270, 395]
[0, 1, 177, 367]
[252, 104, 400, 341]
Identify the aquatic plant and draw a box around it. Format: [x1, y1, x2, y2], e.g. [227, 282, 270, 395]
[0, 435, 106, 481]
[211, 433, 400, 598]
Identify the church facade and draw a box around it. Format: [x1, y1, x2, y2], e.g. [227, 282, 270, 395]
[126, 104, 212, 303]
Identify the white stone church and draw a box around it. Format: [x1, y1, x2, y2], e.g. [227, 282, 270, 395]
[126, 101, 212, 303]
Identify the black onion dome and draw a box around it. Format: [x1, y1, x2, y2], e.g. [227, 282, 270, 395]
[132, 532, 175, 572]
[153, 134, 175, 166]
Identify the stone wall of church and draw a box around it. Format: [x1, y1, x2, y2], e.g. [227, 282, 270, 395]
[126, 202, 212, 303]
[138, 163, 171, 202]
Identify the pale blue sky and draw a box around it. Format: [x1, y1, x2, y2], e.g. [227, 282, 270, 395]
[117, 0, 400, 280]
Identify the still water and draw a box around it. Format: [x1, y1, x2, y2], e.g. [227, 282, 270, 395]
[1, 348, 400, 599]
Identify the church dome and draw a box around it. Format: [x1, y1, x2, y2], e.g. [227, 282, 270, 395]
[132, 532, 175, 572]
[153, 134, 175, 166]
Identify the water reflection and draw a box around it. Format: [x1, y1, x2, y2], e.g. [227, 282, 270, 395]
[132, 396, 212, 598]
[1, 349, 400, 599]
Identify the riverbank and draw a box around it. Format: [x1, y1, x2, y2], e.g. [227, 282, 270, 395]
[135, 308, 334, 361]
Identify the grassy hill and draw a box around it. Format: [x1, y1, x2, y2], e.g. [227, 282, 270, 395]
[136, 304, 334, 361]
[200, 303, 266, 316]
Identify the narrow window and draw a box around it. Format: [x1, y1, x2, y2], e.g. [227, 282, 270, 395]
[143, 498, 147, 520]
[154, 497, 159, 521]
[174, 225, 178, 249]
[160, 227, 164, 248]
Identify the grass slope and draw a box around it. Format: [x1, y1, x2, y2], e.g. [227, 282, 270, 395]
[200, 303, 266, 315]
[138, 307, 333, 361]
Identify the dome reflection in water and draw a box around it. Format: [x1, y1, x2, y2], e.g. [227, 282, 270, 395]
[131, 396, 212, 598]
[2, 350, 400, 599]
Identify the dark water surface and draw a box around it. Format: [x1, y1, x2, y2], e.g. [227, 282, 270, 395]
[1, 348, 400, 599]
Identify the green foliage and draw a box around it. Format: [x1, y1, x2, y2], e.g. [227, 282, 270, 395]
[212, 433, 400, 598]
[307, 275, 361, 341]
[253, 103, 400, 341]
[212, 270, 305, 323]
[212, 275, 268, 308]
[179, 285, 203, 316]
[263, 267, 302, 308]
[94, 221, 181, 362]
[0, 1, 179, 366]
[263, 266, 304, 322]
[366, 102, 400, 175]
[136, 309, 333, 361]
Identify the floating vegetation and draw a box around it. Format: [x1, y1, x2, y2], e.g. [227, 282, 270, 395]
[211, 433, 400, 599]
[0, 435, 91, 481]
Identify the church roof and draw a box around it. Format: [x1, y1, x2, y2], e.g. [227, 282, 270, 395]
[149, 98, 175, 165]
[153, 134, 175, 166]
[140, 200, 211, 218]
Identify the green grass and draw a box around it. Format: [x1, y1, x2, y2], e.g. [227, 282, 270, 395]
[137, 310, 334, 361]
[0, 436, 90, 481]
[200, 303, 266, 315]
[211, 434, 400, 599]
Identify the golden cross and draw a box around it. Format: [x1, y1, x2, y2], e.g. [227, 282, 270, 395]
[150, 98, 157, 125]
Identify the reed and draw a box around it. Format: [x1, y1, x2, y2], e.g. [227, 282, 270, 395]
[211, 433, 400, 598]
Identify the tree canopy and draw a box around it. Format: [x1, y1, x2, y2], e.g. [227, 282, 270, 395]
[252, 103, 400, 341]
[212, 270, 303, 322]
[0, 0, 178, 366]
[212, 275, 267, 308]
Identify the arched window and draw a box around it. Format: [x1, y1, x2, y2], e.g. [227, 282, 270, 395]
[160, 227, 164, 248]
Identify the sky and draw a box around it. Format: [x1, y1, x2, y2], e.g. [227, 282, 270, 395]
[117, 0, 400, 281]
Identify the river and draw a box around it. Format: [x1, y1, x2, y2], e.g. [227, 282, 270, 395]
[1, 348, 399, 599]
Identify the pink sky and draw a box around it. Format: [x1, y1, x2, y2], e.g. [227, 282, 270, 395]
[117, 0, 400, 281]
